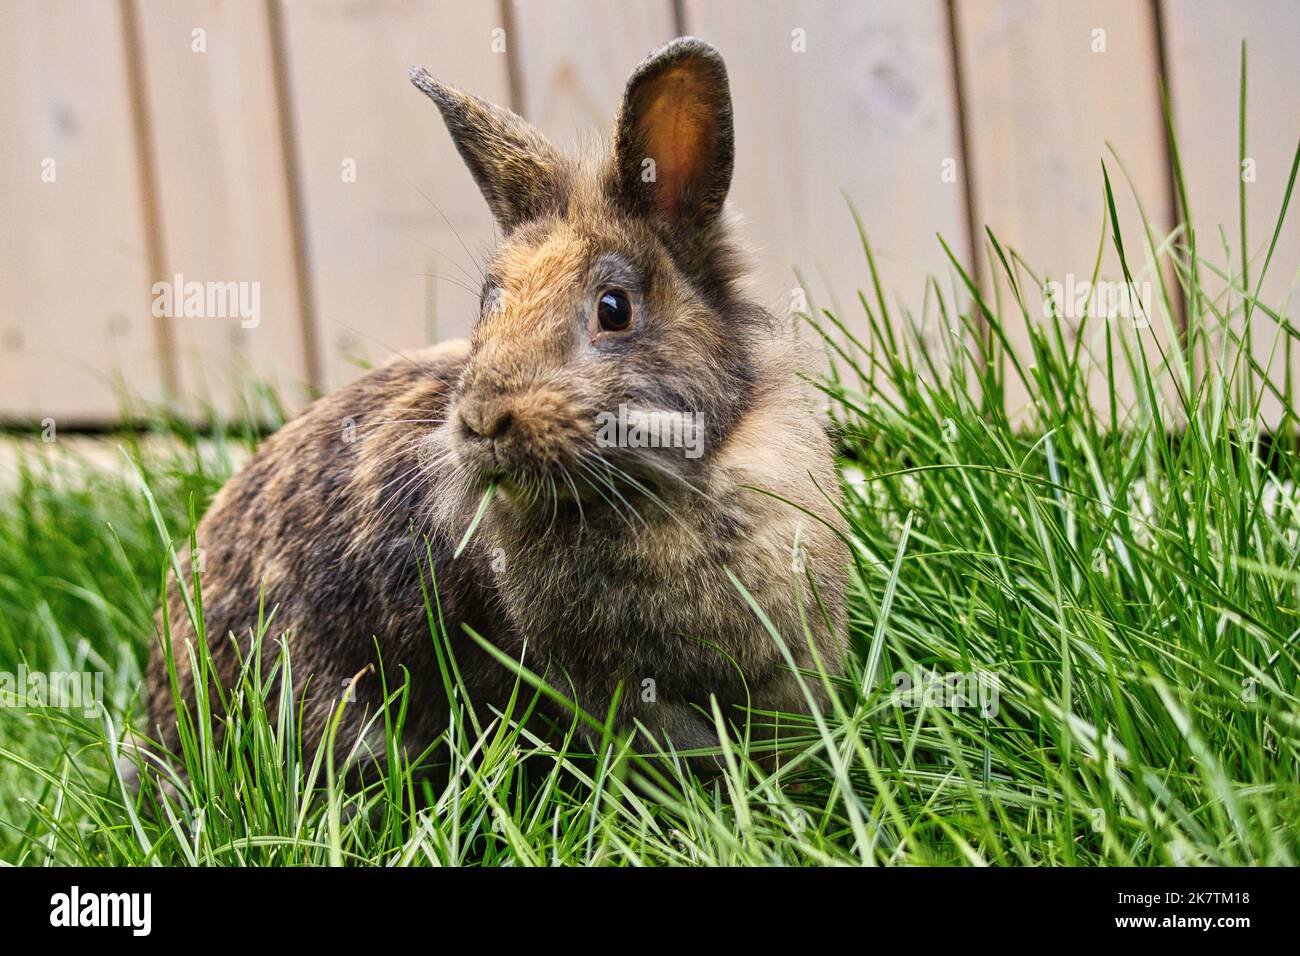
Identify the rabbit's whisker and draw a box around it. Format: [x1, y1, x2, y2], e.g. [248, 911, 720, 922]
[354, 418, 450, 429]
[584, 450, 694, 537]
[406, 177, 487, 282]
[558, 464, 586, 532]
[573, 460, 634, 531]
[576, 455, 647, 531]
[412, 271, 482, 297]
[621, 450, 713, 504]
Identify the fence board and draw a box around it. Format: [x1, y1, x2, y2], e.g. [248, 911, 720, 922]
[278, 0, 511, 393]
[3, 1, 1296, 428]
[0, 0, 163, 424]
[686, 0, 970, 372]
[136, 0, 311, 417]
[510, 0, 677, 141]
[1161, 0, 1300, 427]
[954, 0, 1178, 421]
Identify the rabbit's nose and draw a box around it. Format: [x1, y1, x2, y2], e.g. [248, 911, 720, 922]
[458, 401, 513, 442]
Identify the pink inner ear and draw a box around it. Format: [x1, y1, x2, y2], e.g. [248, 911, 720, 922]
[637, 68, 714, 218]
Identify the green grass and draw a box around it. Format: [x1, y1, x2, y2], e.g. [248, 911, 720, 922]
[3, 83, 1300, 867]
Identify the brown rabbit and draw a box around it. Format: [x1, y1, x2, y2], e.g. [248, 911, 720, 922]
[139, 37, 848, 772]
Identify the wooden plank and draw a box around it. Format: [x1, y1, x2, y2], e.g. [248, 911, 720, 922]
[136, 0, 312, 417]
[0, 0, 164, 424]
[685, 0, 971, 373]
[510, 0, 677, 141]
[279, 0, 512, 392]
[955, 0, 1178, 422]
[1161, 0, 1300, 427]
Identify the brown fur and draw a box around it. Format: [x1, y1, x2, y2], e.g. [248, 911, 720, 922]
[141, 38, 848, 771]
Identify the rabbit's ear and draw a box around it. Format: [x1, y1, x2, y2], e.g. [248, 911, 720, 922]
[611, 38, 734, 236]
[411, 68, 568, 231]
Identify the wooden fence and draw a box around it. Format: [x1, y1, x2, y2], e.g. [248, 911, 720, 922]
[2, 0, 1297, 425]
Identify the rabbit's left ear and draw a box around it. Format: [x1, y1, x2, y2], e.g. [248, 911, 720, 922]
[411, 67, 568, 231]
[611, 38, 734, 237]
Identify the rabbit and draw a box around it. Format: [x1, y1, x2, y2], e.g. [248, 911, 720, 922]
[137, 37, 848, 778]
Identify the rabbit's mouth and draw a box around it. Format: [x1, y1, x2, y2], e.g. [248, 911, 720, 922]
[447, 388, 586, 494]
[445, 389, 708, 522]
[449, 435, 687, 521]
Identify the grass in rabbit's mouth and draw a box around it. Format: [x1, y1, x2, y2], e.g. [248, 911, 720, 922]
[454, 481, 498, 558]
[2, 121, 1300, 869]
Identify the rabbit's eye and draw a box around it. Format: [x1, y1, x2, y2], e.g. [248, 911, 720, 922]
[597, 289, 633, 332]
